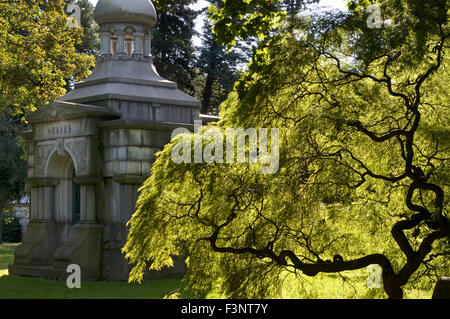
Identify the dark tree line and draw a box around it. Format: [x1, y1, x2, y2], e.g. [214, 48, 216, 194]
[0, 113, 27, 244]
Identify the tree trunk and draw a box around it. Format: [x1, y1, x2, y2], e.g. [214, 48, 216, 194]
[383, 271, 404, 299]
[201, 72, 215, 115]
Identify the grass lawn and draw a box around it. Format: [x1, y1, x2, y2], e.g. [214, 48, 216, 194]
[278, 270, 433, 299]
[0, 243, 182, 299]
[0, 243, 434, 299]
[0, 243, 17, 277]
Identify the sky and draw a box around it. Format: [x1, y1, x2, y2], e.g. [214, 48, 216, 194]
[87, 0, 348, 46]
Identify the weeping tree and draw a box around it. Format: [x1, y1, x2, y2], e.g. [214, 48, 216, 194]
[124, 0, 450, 299]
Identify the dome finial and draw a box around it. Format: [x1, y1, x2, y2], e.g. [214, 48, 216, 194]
[95, 0, 157, 59]
[95, 0, 157, 27]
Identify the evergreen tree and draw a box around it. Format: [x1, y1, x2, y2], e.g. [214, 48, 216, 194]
[195, 9, 244, 114]
[194, 0, 319, 114]
[152, 0, 198, 93]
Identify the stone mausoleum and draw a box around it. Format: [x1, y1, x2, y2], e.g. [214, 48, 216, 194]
[9, 0, 203, 280]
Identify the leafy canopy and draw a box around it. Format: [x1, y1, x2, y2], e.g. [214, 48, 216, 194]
[209, 0, 319, 47]
[124, 0, 449, 299]
[0, 0, 94, 115]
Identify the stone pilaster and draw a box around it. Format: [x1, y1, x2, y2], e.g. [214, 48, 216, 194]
[100, 32, 112, 56]
[11, 179, 60, 270]
[143, 34, 153, 57]
[75, 176, 102, 223]
[26, 178, 59, 222]
[132, 32, 144, 57]
[115, 31, 126, 56]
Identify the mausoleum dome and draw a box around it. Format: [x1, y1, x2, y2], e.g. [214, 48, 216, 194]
[95, 0, 157, 27]
[60, 0, 200, 118]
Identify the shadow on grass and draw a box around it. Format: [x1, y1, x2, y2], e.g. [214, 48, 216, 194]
[0, 243, 184, 299]
[0, 243, 19, 271]
[0, 275, 183, 299]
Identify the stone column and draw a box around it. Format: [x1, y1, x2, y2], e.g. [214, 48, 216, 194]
[30, 187, 39, 221]
[99, 32, 112, 56]
[75, 176, 102, 223]
[112, 175, 145, 222]
[38, 187, 45, 220]
[26, 178, 58, 221]
[43, 186, 54, 220]
[132, 32, 144, 57]
[79, 185, 87, 222]
[143, 35, 153, 57]
[115, 31, 126, 56]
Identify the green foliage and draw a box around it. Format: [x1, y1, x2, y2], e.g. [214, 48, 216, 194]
[209, 0, 319, 47]
[69, 0, 100, 56]
[347, 0, 376, 11]
[196, 1, 248, 114]
[0, 111, 27, 244]
[152, 0, 197, 93]
[1, 214, 21, 243]
[61, 0, 99, 90]
[124, 0, 449, 299]
[0, 112, 27, 211]
[209, 0, 285, 47]
[0, 0, 95, 115]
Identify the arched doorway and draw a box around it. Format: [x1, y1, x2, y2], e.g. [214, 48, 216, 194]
[46, 150, 79, 225]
